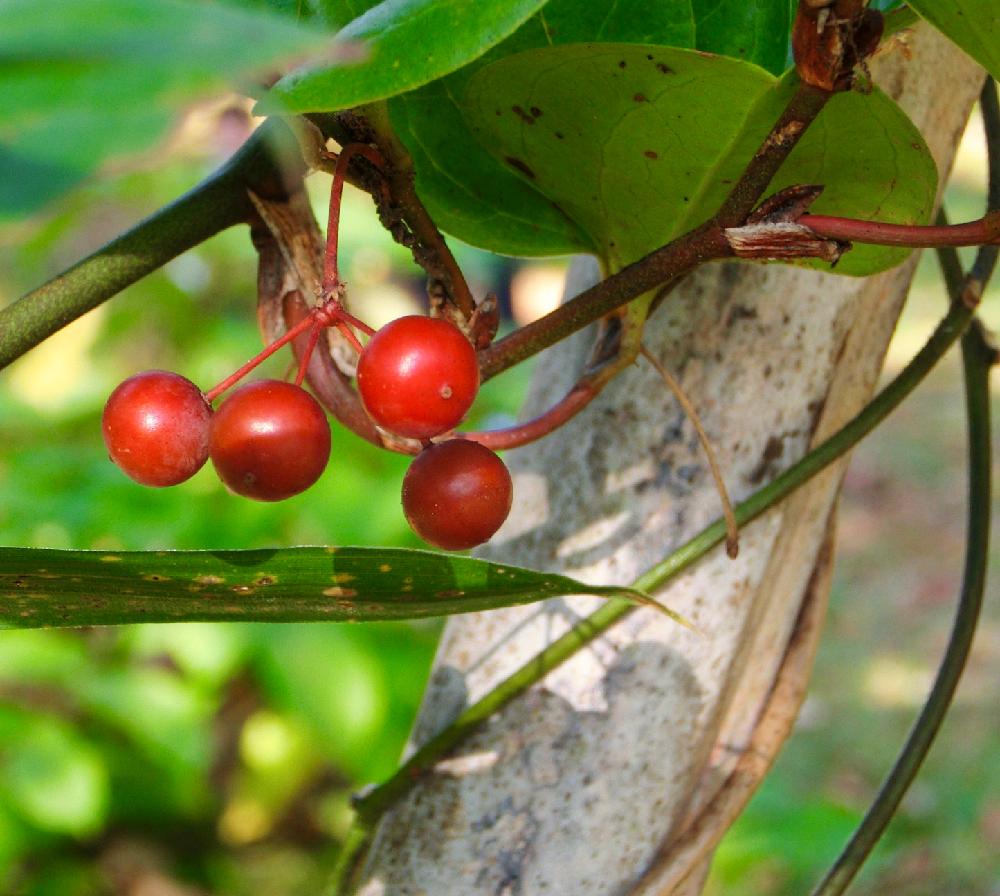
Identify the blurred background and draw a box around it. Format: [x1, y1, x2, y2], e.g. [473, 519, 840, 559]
[0, 97, 997, 895]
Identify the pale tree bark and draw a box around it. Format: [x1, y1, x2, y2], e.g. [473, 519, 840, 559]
[358, 25, 984, 896]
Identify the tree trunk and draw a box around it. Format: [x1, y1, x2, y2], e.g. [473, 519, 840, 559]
[358, 25, 984, 896]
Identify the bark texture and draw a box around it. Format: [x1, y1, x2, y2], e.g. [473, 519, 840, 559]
[358, 25, 984, 896]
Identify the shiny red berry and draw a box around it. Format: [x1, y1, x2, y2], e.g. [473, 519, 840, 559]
[209, 380, 331, 502]
[401, 439, 513, 551]
[102, 370, 212, 487]
[357, 315, 480, 440]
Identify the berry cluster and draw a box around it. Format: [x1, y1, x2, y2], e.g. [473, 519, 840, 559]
[102, 143, 513, 550]
[102, 313, 512, 551]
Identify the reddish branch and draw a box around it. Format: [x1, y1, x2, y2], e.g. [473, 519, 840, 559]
[798, 211, 1000, 247]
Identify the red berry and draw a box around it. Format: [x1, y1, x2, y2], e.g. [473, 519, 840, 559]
[357, 315, 480, 440]
[102, 370, 212, 487]
[401, 439, 513, 551]
[209, 380, 331, 502]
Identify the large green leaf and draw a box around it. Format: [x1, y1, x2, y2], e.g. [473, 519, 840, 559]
[460, 45, 937, 274]
[907, 1, 1000, 82]
[389, 0, 798, 256]
[258, 0, 551, 114]
[0, 0, 331, 217]
[0, 546, 658, 628]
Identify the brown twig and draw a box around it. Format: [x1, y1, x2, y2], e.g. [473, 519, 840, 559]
[715, 81, 833, 228]
[639, 345, 740, 558]
[478, 220, 731, 380]
[338, 103, 478, 322]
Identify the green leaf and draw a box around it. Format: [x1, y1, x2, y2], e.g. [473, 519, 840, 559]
[0, 0, 331, 216]
[907, 1, 1000, 83]
[258, 0, 552, 114]
[460, 45, 937, 274]
[0, 546, 663, 628]
[389, 0, 798, 256]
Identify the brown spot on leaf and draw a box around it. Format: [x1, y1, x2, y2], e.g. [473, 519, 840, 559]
[644, 150, 659, 160]
[633, 93, 648, 103]
[504, 156, 536, 179]
[511, 105, 535, 124]
[324, 586, 358, 598]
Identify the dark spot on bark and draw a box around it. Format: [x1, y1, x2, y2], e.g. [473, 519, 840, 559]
[807, 398, 827, 434]
[504, 156, 536, 179]
[729, 304, 758, 322]
[676, 464, 699, 483]
[748, 435, 785, 485]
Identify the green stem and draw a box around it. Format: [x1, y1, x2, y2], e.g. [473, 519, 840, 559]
[324, 817, 375, 896]
[0, 120, 303, 372]
[809, 298, 995, 896]
[349, 294, 979, 831]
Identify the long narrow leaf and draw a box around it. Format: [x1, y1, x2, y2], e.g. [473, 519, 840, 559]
[0, 546, 662, 628]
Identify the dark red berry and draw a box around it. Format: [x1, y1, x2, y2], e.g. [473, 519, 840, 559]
[357, 315, 480, 440]
[401, 439, 513, 551]
[209, 380, 331, 502]
[102, 370, 212, 487]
